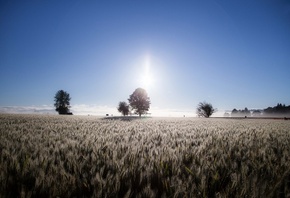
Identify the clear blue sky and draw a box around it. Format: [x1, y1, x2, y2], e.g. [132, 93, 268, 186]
[1, 0, 290, 116]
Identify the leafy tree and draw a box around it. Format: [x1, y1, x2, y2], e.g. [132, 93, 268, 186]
[128, 88, 150, 117]
[196, 101, 216, 118]
[243, 107, 251, 117]
[264, 103, 290, 115]
[231, 108, 238, 116]
[117, 101, 130, 116]
[231, 108, 250, 117]
[54, 90, 71, 115]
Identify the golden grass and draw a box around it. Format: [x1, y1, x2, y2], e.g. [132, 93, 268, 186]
[1, 114, 290, 197]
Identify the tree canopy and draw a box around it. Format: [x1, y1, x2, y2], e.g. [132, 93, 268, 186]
[230, 103, 290, 117]
[117, 101, 130, 116]
[264, 103, 290, 115]
[54, 90, 72, 115]
[196, 101, 215, 118]
[128, 88, 150, 117]
[231, 107, 251, 117]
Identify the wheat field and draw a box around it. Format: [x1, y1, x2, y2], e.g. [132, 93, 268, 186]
[0, 114, 290, 197]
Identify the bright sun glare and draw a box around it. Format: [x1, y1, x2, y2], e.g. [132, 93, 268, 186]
[140, 55, 154, 90]
[141, 73, 154, 89]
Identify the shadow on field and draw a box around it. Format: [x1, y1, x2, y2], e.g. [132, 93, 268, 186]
[102, 116, 152, 121]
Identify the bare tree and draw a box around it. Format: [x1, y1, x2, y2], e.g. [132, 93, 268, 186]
[196, 101, 216, 118]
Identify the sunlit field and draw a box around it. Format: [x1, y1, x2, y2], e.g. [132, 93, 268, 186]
[1, 114, 290, 197]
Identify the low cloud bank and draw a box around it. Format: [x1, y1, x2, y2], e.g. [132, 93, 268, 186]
[71, 104, 118, 116]
[0, 105, 117, 116]
[0, 105, 56, 114]
[0, 104, 224, 117]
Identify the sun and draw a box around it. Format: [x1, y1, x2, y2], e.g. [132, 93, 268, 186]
[138, 54, 155, 91]
[141, 73, 154, 90]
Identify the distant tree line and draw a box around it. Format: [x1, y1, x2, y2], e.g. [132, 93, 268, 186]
[231, 103, 290, 117]
[54, 88, 217, 118]
[231, 107, 251, 117]
[264, 103, 290, 115]
[54, 89, 288, 118]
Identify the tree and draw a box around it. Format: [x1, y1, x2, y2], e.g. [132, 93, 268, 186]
[196, 101, 216, 118]
[231, 108, 238, 117]
[264, 103, 290, 115]
[117, 101, 130, 116]
[243, 107, 250, 117]
[54, 90, 71, 115]
[128, 88, 150, 117]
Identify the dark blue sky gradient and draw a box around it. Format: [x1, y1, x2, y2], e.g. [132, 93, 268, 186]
[1, 0, 290, 115]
